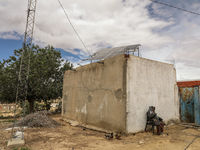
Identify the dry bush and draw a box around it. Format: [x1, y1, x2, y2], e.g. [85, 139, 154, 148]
[11, 111, 60, 128]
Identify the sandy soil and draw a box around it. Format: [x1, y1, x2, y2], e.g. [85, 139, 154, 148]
[0, 114, 200, 150]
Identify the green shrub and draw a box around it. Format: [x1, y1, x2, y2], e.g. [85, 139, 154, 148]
[0, 114, 3, 119]
[20, 147, 31, 150]
[3, 119, 17, 122]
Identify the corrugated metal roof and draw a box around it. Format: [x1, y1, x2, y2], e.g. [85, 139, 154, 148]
[89, 44, 141, 60]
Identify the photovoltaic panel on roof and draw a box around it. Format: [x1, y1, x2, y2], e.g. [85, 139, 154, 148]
[90, 44, 141, 60]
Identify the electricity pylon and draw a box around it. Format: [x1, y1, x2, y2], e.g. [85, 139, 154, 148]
[11, 0, 37, 140]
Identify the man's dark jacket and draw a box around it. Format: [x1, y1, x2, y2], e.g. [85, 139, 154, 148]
[147, 106, 161, 126]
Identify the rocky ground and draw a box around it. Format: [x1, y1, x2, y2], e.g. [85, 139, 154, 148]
[0, 114, 200, 150]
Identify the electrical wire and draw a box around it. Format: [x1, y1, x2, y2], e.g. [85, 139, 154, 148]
[150, 0, 200, 16]
[58, 0, 91, 56]
[184, 136, 200, 150]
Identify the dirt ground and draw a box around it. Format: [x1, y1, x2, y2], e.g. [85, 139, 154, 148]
[0, 114, 200, 150]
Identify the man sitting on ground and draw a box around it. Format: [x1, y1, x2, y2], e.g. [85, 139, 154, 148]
[147, 106, 165, 135]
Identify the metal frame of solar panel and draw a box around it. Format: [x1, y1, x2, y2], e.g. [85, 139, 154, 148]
[90, 44, 141, 61]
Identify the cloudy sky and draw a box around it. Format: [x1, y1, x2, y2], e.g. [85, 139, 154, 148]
[0, 0, 200, 81]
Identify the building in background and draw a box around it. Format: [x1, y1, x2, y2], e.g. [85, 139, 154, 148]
[0, 104, 15, 112]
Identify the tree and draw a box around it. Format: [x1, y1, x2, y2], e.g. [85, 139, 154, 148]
[0, 45, 73, 112]
[0, 59, 17, 104]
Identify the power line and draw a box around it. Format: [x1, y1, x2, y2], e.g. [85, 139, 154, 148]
[184, 136, 200, 150]
[58, 0, 91, 56]
[150, 0, 200, 16]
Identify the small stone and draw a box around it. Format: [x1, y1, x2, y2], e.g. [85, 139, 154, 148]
[161, 134, 166, 136]
[139, 141, 144, 144]
[82, 127, 86, 130]
[168, 123, 175, 127]
[70, 121, 79, 127]
[198, 129, 200, 131]
[59, 118, 63, 121]
[146, 138, 150, 141]
[136, 145, 140, 147]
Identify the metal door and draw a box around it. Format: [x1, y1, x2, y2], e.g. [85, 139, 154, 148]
[194, 87, 200, 126]
[180, 87, 194, 123]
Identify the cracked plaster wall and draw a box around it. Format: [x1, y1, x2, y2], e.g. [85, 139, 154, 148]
[62, 55, 127, 132]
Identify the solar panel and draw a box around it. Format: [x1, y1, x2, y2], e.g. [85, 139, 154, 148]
[89, 44, 141, 60]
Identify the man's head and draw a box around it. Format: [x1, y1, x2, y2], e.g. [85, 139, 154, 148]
[152, 107, 155, 111]
[149, 106, 155, 112]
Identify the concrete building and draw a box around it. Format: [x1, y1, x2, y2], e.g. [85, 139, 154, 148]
[0, 104, 15, 111]
[62, 54, 179, 133]
[50, 103, 59, 108]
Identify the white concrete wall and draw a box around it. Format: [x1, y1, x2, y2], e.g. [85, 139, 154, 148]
[126, 55, 179, 133]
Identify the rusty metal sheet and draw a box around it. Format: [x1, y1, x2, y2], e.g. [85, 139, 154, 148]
[180, 87, 194, 123]
[124, 54, 130, 58]
[194, 87, 200, 126]
[180, 88, 194, 102]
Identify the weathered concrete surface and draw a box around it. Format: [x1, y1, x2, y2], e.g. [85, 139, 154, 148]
[7, 132, 25, 148]
[126, 55, 179, 133]
[7, 139, 25, 148]
[62, 54, 179, 133]
[62, 55, 127, 132]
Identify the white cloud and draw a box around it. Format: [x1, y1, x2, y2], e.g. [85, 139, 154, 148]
[63, 56, 89, 68]
[150, 0, 200, 80]
[0, 0, 173, 52]
[1, 0, 200, 80]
